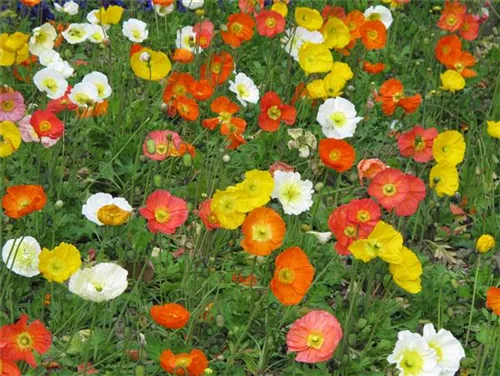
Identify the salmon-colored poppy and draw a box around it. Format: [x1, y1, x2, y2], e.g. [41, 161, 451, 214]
[142, 130, 194, 161]
[196, 199, 220, 230]
[375, 78, 421, 116]
[160, 349, 208, 376]
[437, 0, 466, 32]
[486, 287, 500, 316]
[435, 35, 462, 66]
[257, 92, 296, 132]
[357, 158, 387, 184]
[189, 79, 214, 101]
[256, 10, 285, 38]
[363, 61, 385, 74]
[139, 190, 189, 234]
[270, 247, 314, 305]
[150, 303, 190, 329]
[30, 110, 64, 139]
[318, 139, 356, 172]
[172, 49, 194, 64]
[163, 72, 195, 103]
[173, 96, 199, 122]
[2, 185, 47, 219]
[0, 315, 51, 368]
[238, 0, 264, 14]
[394, 175, 426, 216]
[193, 20, 214, 49]
[367, 168, 410, 212]
[345, 198, 381, 234]
[359, 20, 386, 50]
[241, 207, 286, 256]
[269, 161, 295, 177]
[200, 52, 234, 86]
[397, 125, 438, 163]
[322, 5, 346, 21]
[220, 13, 255, 48]
[460, 14, 479, 41]
[344, 10, 365, 39]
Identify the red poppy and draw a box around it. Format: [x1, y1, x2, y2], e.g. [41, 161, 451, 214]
[238, 0, 264, 14]
[30, 110, 64, 139]
[200, 51, 234, 86]
[435, 35, 462, 66]
[220, 13, 255, 48]
[394, 175, 426, 216]
[196, 199, 220, 230]
[189, 79, 214, 101]
[173, 96, 199, 121]
[397, 125, 438, 163]
[130, 43, 143, 56]
[269, 161, 294, 176]
[255, 10, 285, 38]
[345, 198, 381, 234]
[367, 168, 410, 212]
[193, 20, 214, 49]
[318, 139, 356, 172]
[460, 14, 479, 41]
[139, 190, 189, 235]
[328, 205, 357, 256]
[2, 185, 47, 219]
[363, 61, 385, 74]
[375, 78, 422, 116]
[257, 92, 296, 132]
[227, 132, 247, 150]
[322, 5, 346, 21]
[232, 273, 258, 287]
[0, 357, 21, 376]
[437, 0, 466, 32]
[46, 86, 78, 113]
[163, 72, 195, 103]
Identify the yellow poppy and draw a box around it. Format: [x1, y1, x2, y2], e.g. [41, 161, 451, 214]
[440, 69, 465, 92]
[476, 234, 495, 254]
[429, 161, 459, 197]
[271, 2, 288, 17]
[298, 43, 333, 74]
[95, 5, 124, 25]
[0, 32, 30, 66]
[389, 247, 422, 294]
[39, 242, 82, 283]
[486, 120, 500, 139]
[130, 48, 172, 81]
[235, 170, 274, 213]
[211, 186, 246, 230]
[331, 61, 354, 81]
[432, 130, 465, 166]
[323, 72, 346, 98]
[306, 79, 327, 99]
[0, 121, 22, 158]
[323, 18, 351, 49]
[295, 7, 323, 31]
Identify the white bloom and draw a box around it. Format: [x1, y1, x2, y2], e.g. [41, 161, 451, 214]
[82, 192, 132, 226]
[271, 171, 314, 215]
[86, 9, 111, 30]
[281, 27, 323, 61]
[54, 0, 79, 16]
[154, 4, 174, 16]
[82, 71, 112, 100]
[39, 49, 62, 66]
[229, 73, 259, 107]
[422, 324, 465, 375]
[175, 26, 201, 53]
[122, 18, 149, 43]
[182, 0, 204, 10]
[364, 5, 393, 29]
[69, 263, 128, 303]
[287, 128, 317, 158]
[306, 231, 332, 244]
[33, 68, 68, 99]
[47, 60, 74, 78]
[2, 237, 41, 277]
[62, 23, 90, 44]
[317, 97, 363, 139]
[387, 331, 441, 376]
[69, 82, 100, 107]
[29, 23, 57, 56]
[86, 24, 107, 44]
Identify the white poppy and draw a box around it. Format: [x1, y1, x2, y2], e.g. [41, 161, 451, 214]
[82, 192, 133, 226]
[182, 0, 204, 10]
[33, 68, 68, 99]
[54, 0, 79, 16]
[2, 237, 41, 277]
[122, 18, 149, 43]
[29, 23, 57, 56]
[229, 73, 259, 107]
[306, 231, 332, 244]
[62, 23, 90, 44]
[47, 60, 74, 78]
[69, 263, 128, 303]
[82, 71, 112, 100]
[387, 331, 441, 376]
[364, 5, 393, 29]
[154, 4, 175, 16]
[69, 82, 100, 107]
[281, 27, 324, 61]
[422, 324, 465, 375]
[317, 97, 363, 139]
[39, 49, 62, 66]
[86, 24, 107, 44]
[271, 171, 314, 215]
[86, 9, 111, 30]
[175, 26, 201, 53]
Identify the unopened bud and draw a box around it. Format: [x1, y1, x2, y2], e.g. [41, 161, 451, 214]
[140, 52, 151, 62]
[153, 174, 162, 187]
[222, 154, 230, 163]
[314, 182, 324, 191]
[55, 200, 64, 209]
[182, 153, 192, 167]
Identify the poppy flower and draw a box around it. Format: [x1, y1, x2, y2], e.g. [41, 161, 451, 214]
[394, 175, 426, 216]
[345, 198, 381, 234]
[46, 85, 78, 113]
[437, 0, 466, 32]
[286, 310, 343, 363]
[139, 190, 189, 234]
[235, 169, 274, 212]
[359, 20, 386, 50]
[295, 7, 323, 31]
[397, 125, 438, 163]
[357, 158, 388, 184]
[227, 132, 247, 150]
[446, 51, 477, 78]
[172, 48, 194, 64]
[196, 199, 220, 230]
[0, 120, 22, 158]
[432, 130, 466, 166]
[429, 162, 459, 197]
[200, 51, 234, 86]
[322, 5, 346, 21]
[0, 357, 20, 376]
[160, 349, 208, 376]
[440, 69, 466, 92]
[345, 10, 365, 39]
[143, 130, 194, 161]
[173, 96, 199, 122]
[163, 72, 195, 103]
[76, 101, 109, 119]
[328, 205, 358, 255]
[368, 168, 410, 212]
[130, 43, 143, 56]
[435, 35, 462, 66]
[0, 90, 25, 122]
[130, 47, 172, 81]
[193, 20, 214, 49]
[363, 61, 385, 74]
[0, 315, 51, 367]
[238, 0, 264, 14]
[220, 13, 255, 48]
[318, 139, 356, 172]
[256, 10, 285, 38]
[232, 273, 258, 287]
[2, 185, 47, 219]
[151, 303, 190, 329]
[257, 92, 296, 132]
[270, 247, 314, 305]
[189, 79, 214, 101]
[241, 207, 286, 256]
[388, 246, 422, 294]
[298, 43, 333, 74]
[30, 109, 64, 140]
[203, 96, 246, 135]
[460, 14, 479, 41]
[322, 17, 351, 49]
[375, 78, 422, 116]
[486, 287, 500, 316]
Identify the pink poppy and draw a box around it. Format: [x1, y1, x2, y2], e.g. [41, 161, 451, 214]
[195, 199, 220, 231]
[0, 91, 25, 122]
[357, 158, 387, 185]
[367, 168, 410, 212]
[142, 130, 194, 161]
[193, 20, 214, 49]
[397, 125, 438, 163]
[286, 310, 343, 363]
[139, 190, 188, 234]
[394, 175, 426, 216]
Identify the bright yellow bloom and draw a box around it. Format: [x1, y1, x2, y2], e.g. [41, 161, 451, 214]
[306, 79, 327, 99]
[440, 69, 465, 92]
[131, 48, 172, 81]
[211, 186, 246, 230]
[323, 72, 346, 98]
[331, 62, 353, 81]
[97, 205, 131, 226]
[0, 32, 30, 66]
[322, 18, 351, 49]
[486, 121, 500, 139]
[476, 234, 495, 254]
[235, 170, 274, 213]
[271, 2, 288, 17]
[38, 242, 82, 283]
[95, 5, 124, 25]
[348, 221, 403, 264]
[429, 161, 459, 197]
[432, 130, 465, 166]
[0, 121, 22, 158]
[389, 247, 422, 294]
[298, 43, 333, 74]
[295, 7, 323, 31]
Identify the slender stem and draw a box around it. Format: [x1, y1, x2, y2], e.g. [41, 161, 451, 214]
[466, 255, 482, 346]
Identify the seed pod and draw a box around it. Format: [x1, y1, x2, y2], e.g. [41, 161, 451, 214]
[153, 174, 162, 187]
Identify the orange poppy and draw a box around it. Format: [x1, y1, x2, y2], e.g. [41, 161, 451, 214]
[200, 52, 234, 86]
[172, 48, 194, 64]
[227, 132, 247, 150]
[486, 287, 500, 316]
[203, 96, 246, 136]
[359, 20, 386, 50]
[150, 303, 190, 329]
[255, 10, 285, 38]
[160, 349, 208, 376]
[0, 357, 20, 376]
[153, 0, 174, 5]
[241, 207, 286, 256]
[318, 139, 356, 173]
[20, 0, 40, 6]
[344, 10, 365, 40]
[437, 0, 466, 32]
[363, 61, 385, 75]
[446, 51, 477, 78]
[163, 72, 195, 103]
[435, 35, 462, 66]
[2, 185, 47, 219]
[13, 55, 37, 83]
[270, 247, 314, 306]
[189, 79, 214, 101]
[76, 101, 109, 118]
[173, 96, 199, 121]
[375, 78, 421, 116]
[220, 13, 255, 48]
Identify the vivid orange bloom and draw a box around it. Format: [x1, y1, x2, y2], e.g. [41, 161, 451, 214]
[363, 61, 385, 75]
[446, 51, 477, 78]
[20, 0, 40, 6]
[153, 0, 174, 5]
[0, 315, 51, 368]
[200, 52, 234, 86]
[203, 96, 246, 136]
[367, 168, 410, 212]
[227, 132, 247, 150]
[172, 49, 194, 64]
[318, 139, 356, 173]
[241, 207, 286, 256]
[0, 357, 21, 376]
[344, 10, 365, 40]
[270, 247, 314, 305]
[163, 72, 195, 103]
[220, 13, 255, 48]
[360, 20, 386, 50]
[130, 43, 143, 56]
[437, 0, 466, 32]
[196, 199, 220, 230]
[189, 79, 214, 101]
[160, 349, 208, 376]
[76, 101, 109, 119]
[2, 185, 47, 219]
[375, 78, 422, 116]
[173, 96, 199, 121]
[435, 35, 462, 66]
[150, 303, 190, 329]
[486, 287, 500, 315]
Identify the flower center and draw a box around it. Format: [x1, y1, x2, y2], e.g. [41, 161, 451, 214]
[367, 30, 378, 40]
[48, 258, 65, 274]
[344, 225, 356, 237]
[462, 22, 469, 31]
[382, 183, 396, 196]
[252, 223, 272, 242]
[16, 332, 33, 350]
[329, 149, 341, 162]
[392, 92, 403, 102]
[368, 13, 381, 21]
[211, 62, 221, 74]
[39, 120, 52, 132]
[401, 350, 424, 374]
[356, 210, 370, 222]
[306, 331, 325, 349]
[174, 84, 187, 96]
[236, 84, 249, 98]
[19, 199, 31, 208]
[454, 62, 464, 72]
[73, 92, 94, 105]
[330, 111, 347, 126]
[175, 356, 192, 368]
[230, 22, 243, 34]
[92, 282, 104, 292]
[281, 184, 301, 203]
[265, 17, 276, 28]
[154, 208, 171, 223]
[219, 112, 232, 123]
[413, 136, 426, 151]
[267, 105, 281, 120]
[69, 28, 84, 38]
[132, 29, 141, 39]
[278, 268, 295, 284]
[0, 100, 14, 112]
[43, 78, 58, 92]
[446, 15, 457, 26]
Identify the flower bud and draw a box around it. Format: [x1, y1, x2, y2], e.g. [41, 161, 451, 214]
[140, 52, 151, 62]
[135, 365, 146, 376]
[183, 153, 192, 167]
[476, 234, 495, 253]
[314, 182, 324, 191]
[153, 174, 162, 187]
[55, 200, 64, 209]
[222, 154, 230, 163]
